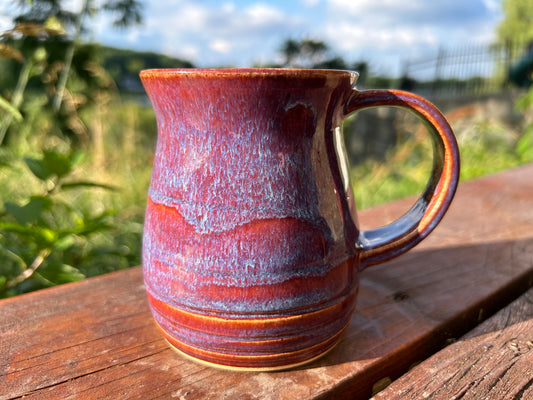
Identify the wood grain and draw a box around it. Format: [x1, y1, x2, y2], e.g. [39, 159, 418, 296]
[1, 164, 533, 399]
[373, 287, 533, 400]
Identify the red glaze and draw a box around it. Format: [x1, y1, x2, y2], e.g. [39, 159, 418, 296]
[140, 68, 459, 370]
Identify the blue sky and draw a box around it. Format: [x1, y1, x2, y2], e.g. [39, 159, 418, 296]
[1, 0, 503, 76]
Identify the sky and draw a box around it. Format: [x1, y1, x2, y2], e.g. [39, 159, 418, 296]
[0, 0, 504, 77]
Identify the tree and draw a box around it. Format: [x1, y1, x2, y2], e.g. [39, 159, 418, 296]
[13, 0, 143, 32]
[277, 38, 368, 77]
[498, 0, 533, 45]
[12, 0, 143, 112]
[280, 38, 328, 68]
[279, 38, 344, 69]
[0, 0, 144, 145]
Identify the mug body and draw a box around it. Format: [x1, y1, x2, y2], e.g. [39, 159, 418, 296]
[141, 69, 361, 369]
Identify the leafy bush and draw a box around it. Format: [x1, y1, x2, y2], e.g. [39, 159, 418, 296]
[0, 148, 144, 297]
[0, 20, 150, 297]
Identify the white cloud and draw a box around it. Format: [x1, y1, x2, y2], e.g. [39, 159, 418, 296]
[481, 0, 501, 14]
[131, 0, 303, 66]
[244, 4, 287, 27]
[52, 0, 502, 74]
[0, 14, 12, 32]
[320, 0, 503, 75]
[58, 0, 85, 14]
[147, 3, 207, 32]
[209, 39, 231, 54]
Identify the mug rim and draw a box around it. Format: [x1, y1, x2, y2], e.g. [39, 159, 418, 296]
[140, 67, 359, 80]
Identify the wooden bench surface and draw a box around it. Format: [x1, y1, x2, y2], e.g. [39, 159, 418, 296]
[2, 163, 533, 400]
[374, 287, 533, 399]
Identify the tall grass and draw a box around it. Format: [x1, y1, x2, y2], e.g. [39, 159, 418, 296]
[350, 99, 533, 210]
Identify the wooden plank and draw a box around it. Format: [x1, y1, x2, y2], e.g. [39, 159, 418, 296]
[373, 287, 533, 400]
[1, 164, 533, 400]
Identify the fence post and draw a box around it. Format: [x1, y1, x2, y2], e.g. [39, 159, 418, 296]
[503, 40, 512, 88]
[432, 47, 445, 96]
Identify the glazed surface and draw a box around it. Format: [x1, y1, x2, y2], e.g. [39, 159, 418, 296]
[141, 69, 359, 368]
[140, 68, 459, 369]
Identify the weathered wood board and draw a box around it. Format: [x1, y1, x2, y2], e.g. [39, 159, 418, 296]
[2, 164, 533, 399]
[373, 287, 533, 399]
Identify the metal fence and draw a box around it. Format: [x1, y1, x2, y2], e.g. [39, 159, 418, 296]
[400, 41, 530, 99]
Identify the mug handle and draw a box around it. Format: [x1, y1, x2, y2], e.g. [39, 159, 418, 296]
[342, 89, 460, 270]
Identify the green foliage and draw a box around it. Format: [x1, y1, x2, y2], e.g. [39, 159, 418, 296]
[280, 38, 330, 68]
[516, 125, 533, 162]
[272, 38, 368, 75]
[0, 18, 149, 298]
[514, 86, 533, 162]
[13, 0, 143, 32]
[0, 148, 121, 297]
[498, 0, 533, 44]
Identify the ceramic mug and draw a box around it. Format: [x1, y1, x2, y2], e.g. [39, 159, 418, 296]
[140, 68, 460, 370]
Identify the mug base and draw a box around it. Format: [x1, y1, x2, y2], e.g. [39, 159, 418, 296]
[164, 335, 342, 372]
[148, 289, 357, 371]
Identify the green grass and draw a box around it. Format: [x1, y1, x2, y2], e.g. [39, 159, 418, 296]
[350, 114, 533, 210]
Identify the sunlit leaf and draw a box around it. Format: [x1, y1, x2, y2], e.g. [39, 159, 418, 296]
[69, 210, 116, 237]
[13, 23, 45, 37]
[54, 235, 76, 251]
[0, 222, 57, 245]
[44, 16, 66, 36]
[69, 150, 86, 167]
[32, 47, 47, 63]
[39, 263, 85, 284]
[12, 23, 56, 38]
